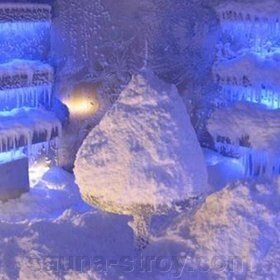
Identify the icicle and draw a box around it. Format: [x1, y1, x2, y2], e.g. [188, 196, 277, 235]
[0, 85, 53, 110]
[218, 84, 280, 110]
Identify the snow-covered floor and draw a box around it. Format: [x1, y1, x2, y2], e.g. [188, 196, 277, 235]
[0, 150, 279, 279]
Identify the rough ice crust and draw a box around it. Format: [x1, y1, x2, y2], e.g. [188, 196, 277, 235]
[208, 102, 280, 156]
[74, 70, 208, 213]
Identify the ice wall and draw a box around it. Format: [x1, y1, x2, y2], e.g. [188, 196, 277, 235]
[208, 102, 280, 176]
[215, 0, 280, 52]
[0, 3, 51, 63]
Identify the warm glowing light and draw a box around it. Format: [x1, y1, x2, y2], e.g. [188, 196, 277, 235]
[63, 84, 100, 118]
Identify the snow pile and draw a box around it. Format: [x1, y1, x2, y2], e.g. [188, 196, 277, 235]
[0, 107, 61, 153]
[75, 70, 208, 215]
[0, 166, 279, 279]
[189, 178, 280, 278]
[208, 102, 280, 156]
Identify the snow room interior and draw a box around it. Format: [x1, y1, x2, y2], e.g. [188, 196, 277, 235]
[0, 0, 279, 279]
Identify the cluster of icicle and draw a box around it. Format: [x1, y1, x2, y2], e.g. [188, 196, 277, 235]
[215, 140, 280, 177]
[0, 86, 52, 110]
[216, 0, 280, 52]
[217, 84, 280, 109]
[0, 108, 62, 155]
[241, 149, 280, 177]
[214, 71, 280, 109]
[0, 60, 53, 109]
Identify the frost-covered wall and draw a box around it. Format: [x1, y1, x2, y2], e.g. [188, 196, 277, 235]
[208, 0, 280, 176]
[50, 0, 219, 169]
[0, 1, 52, 63]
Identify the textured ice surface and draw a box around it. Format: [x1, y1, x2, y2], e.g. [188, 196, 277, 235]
[0, 4, 51, 63]
[214, 0, 280, 52]
[214, 52, 280, 109]
[75, 70, 209, 213]
[0, 60, 53, 109]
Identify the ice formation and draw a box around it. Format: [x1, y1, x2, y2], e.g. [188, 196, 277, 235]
[0, 59, 52, 80]
[0, 3, 51, 40]
[214, 52, 280, 109]
[0, 59, 53, 110]
[75, 70, 209, 247]
[0, 107, 61, 154]
[0, 4, 51, 64]
[215, 0, 280, 51]
[208, 102, 280, 176]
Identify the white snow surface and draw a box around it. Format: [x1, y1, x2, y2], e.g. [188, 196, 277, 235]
[0, 107, 61, 152]
[0, 161, 280, 279]
[188, 178, 280, 278]
[74, 70, 209, 212]
[208, 102, 280, 156]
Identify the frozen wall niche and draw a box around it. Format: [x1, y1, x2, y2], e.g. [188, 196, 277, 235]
[0, 2, 60, 200]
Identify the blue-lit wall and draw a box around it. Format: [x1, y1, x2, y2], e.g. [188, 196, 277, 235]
[0, 22, 50, 63]
[0, 0, 53, 63]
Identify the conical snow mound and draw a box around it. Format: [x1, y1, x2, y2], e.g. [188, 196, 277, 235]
[74, 70, 209, 215]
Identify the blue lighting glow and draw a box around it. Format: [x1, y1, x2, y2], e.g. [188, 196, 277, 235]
[220, 85, 280, 109]
[0, 21, 50, 63]
[222, 21, 280, 53]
